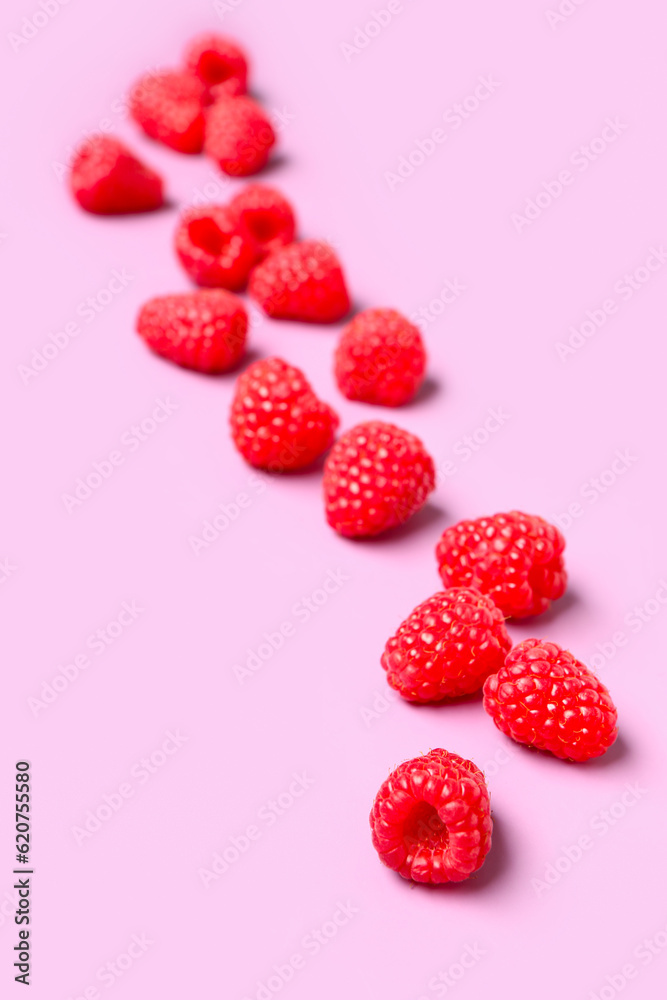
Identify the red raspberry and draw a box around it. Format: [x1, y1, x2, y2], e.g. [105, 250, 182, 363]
[228, 184, 296, 263]
[69, 136, 164, 215]
[184, 33, 248, 100]
[130, 71, 205, 153]
[334, 308, 427, 406]
[230, 358, 339, 472]
[436, 511, 567, 619]
[382, 588, 512, 702]
[370, 749, 492, 884]
[323, 421, 435, 537]
[483, 639, 618, 762]
[174, 205, 257, 290]
[204, 96, 276, 176]
[136, 290, 247, 374]
[249, 240, 350, 323]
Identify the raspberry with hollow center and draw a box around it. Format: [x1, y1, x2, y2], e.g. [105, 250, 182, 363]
[249, 240, 350, 323]
[228, 184, 296, 263]
[382, 587, 512, 702]
[204, 96, 276, 176]
[323, 421, 435, 537]
[230, 357, 339, 472]
[174, 205, 257, 290]
[69, 136, 164, 215]
[129, 71, 206, 153]
[136, 289, 247, 374]
[184, 33, 248, 100]
[334, 307, 427, 406]
[483, 638, 619, 762]
[435, 510, 567, 619]
[370, 749, 492, 883]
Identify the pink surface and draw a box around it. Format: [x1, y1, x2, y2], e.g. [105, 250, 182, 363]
[2, 1, 666, 997]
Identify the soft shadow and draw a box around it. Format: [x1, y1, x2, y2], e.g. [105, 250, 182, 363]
[509, 587, 582, 630]
[358, 501, 447, 546]
[404, 374, 441, 408]
[257, 152, 290, 176]
[583, 731, 631, 769]
[403, 813, 511, 896]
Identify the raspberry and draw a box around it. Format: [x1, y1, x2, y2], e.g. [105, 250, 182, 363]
[370, 749, 492, 884]
[230, 357, 339, 472]
[184, 33, 248, 100]
[436, 511, 567, 619]
[323, 421, 435, 537]
[228, 184, 296, 262]
[174, 205, 257, 290]
[249, 240, 350, 323]
[136, 290, 247, 374]
[382, 588, 512, 702]
[69, 136, 164, 215]
[204, 96, 276, 176]
[483, 639, 618, 762]
[130, 71, 205, 153]
[334, 308, 427, 406]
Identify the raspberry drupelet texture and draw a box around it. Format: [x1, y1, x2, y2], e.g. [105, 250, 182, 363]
[136, 290, 247, 374]
[130, 71, 206, 153]
[382, 588, 512, 702]
[435, 511, 567, 619]
[184, 33, 249, 100]
[174, 205, 257, 290]
[230, 357, 339, 472]
[334, 308, 427, 406]
[204, 96, 276, 176]
[69, 136, 164, 215]
[323, 421, 435, 538]
[483, 639, 618, 762]
[249, 240, 350, 323]
[228, 184, 297, 263]
[370, 749, 492, 884]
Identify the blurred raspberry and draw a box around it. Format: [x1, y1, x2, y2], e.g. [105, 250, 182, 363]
[174, 205, 257, 290]
[130, 71, 206, 153]
[335, 308, 427, 406]
[69, 136, 164, 215]
[136, 290, 247, 373]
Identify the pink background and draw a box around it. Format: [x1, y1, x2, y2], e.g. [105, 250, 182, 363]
[2, 0, 667, 997]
